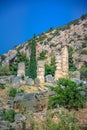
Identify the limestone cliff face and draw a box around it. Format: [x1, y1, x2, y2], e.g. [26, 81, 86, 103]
[1, 14, 87, 69]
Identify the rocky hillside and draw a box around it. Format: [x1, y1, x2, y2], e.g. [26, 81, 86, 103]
[0, 14, 87, 69]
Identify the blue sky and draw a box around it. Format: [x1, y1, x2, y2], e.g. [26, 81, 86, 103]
[0, 0, 87, 54]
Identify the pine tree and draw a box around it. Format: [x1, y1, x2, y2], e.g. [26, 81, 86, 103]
[29, 34, 37, 79]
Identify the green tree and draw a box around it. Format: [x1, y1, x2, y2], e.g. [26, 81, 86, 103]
[29, 34, 37, 79]
[49, 78, 86, 110]
[45, 55, 56, 76]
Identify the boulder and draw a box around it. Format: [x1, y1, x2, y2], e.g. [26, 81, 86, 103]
[45, 75, 54, 83]
[26, 78, 34, 86]
[10, 76, 22, 88]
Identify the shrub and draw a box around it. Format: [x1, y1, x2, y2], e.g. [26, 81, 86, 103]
[38, 50, 47, 60]
[9, 88, 17, 97]
[9, 88, 24, 98]
[49, 78, 86, 110]
[45, 56, 56, 76]
[3, 110, 16, 122]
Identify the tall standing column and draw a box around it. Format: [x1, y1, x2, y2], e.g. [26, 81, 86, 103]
[61, 45, 68, 78]
[37, 61, 44, 83]
[54, 55, 62, 80]
[17, 62, 25, 76]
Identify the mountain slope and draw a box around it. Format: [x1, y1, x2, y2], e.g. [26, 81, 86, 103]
[0, 14, 87, 71]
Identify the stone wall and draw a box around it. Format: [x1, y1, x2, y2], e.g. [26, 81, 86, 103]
[37, 61, 44, 83]
[17, 62, 25, 76]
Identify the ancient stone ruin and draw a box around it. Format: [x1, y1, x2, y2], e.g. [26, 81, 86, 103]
[54, 44, 68, 80]
[37, 61, 45, 83]
[17, 62, 25, 76]
[16, 43, 68, 82]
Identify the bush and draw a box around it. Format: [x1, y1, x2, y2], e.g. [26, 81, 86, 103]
[45, 56, 56, 76]
[9, 88, 17, 97]
[3, 110, 16, 122]
[38, 50, 47, 60]
[49, 78, 86, 110]
[9, 88, 24, 98]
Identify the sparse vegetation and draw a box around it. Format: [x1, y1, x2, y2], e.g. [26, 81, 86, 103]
[3, 109, 16, 123]
[9, 88, 24, 97]
[38, 50, 47, 60]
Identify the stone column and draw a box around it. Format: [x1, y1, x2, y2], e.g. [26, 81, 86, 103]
[17, 62, 25, 76]
[37, 61, 44, 83]
[61, 45, 68, 78]
[54, 55, 62, 80]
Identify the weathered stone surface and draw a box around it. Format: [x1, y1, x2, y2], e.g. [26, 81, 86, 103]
[45, 74, 54, 82]
[14, 114, 26, 123]
[26, 78, 34, 86]
[44, 83, 56, 87]
[24, 93, 35, 100]
[10, 76, 22, 88]
[55, 55, 62, 80]
[70, 78, 82, 84]
[14, 93, 24, 102]
[61, 44, 68, 78]
[37, 61, 45, 83]
[73, 71, 80, 80]
[0, 77, 9, 85]
[17, 62, 25, 76]
[0, 120, 10, 130]
[34, 78, 40, 86]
